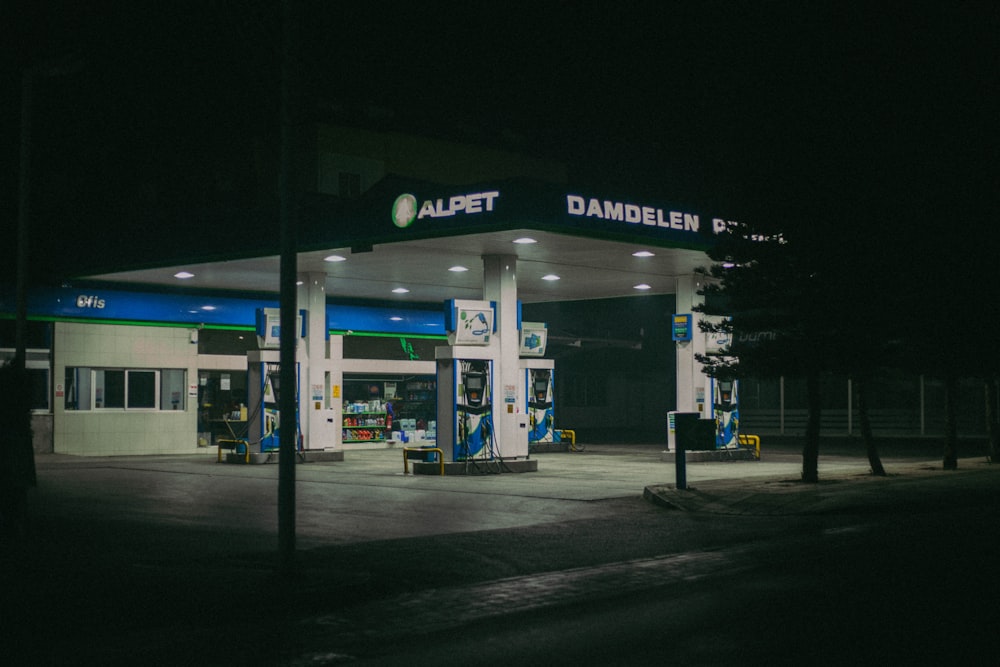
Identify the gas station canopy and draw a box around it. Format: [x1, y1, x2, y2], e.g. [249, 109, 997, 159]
[82, 176, 728, 305]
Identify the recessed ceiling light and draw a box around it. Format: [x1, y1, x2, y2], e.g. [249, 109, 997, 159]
[633, 283, 652, 290]
[513, 237, 537, 244]
[722, 262, 736, 268]
[174, 271, 195, 279]
[542, 274, 560, 281]
[392, 287, 410, 294]
[449, 265, 469, 272]
[632, 250, 655, 257]
[390, 316, 403, 321]
[296, 280, 304, 285]
[201, 305, 216, 311]
[324, 254, 347, 262]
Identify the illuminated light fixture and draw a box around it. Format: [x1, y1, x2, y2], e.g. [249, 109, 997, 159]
[634, 283, 652, 290]
[512, 237, 537, 244]
[632, 250, 655, 257]
[174, 271, 195, 279]
[448, 265, 469, 272]
[392, 287, 410, 294]
[201, 305, 217, 311]
[390, 316, 403, 321]
[722, 262, 736, 268]
[324, 254, 347, 262]
[542, 274, 560, 281]
[296, 280, 304, 285]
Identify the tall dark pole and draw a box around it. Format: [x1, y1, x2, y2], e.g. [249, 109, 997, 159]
[278, 0, 299, 575]
[15, 70, 34, 374]
[16, 56, 84, 371]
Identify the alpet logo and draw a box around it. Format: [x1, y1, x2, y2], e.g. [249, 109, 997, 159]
[392, 191, 500, 229]
[392, 193, 418, 228]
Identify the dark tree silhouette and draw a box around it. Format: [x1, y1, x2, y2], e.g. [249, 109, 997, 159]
[0, 362, 36, 543]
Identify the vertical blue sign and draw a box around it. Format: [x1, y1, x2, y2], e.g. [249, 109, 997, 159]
[672, 314, 692, 342]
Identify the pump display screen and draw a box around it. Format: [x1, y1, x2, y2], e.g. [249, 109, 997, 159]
[465, 374, 484, 406]
[534, 379, 548, 399]
[718, 380, 733, 402]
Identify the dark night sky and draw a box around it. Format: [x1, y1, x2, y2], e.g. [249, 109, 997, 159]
[2, 1, 998, 283]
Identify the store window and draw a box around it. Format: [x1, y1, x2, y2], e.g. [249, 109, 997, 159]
[161, 369, 186, 410]
[126, 370, 156, 408]
[96, 369, 126, 408]
[197, 370, 248, 421]
[343, 375, 437, 425]
[64, 367, 187, 411]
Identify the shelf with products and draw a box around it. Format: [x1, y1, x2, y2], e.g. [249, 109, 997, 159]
[342, 408, 388, 443]
[341, 412, 387, 427]
[342, 426, 387, 443]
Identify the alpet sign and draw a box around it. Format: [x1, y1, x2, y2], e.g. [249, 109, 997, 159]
[393, 191, 500, 228]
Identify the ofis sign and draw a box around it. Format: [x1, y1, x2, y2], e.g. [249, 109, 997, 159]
[392, 191, 500, 228]
[76, 295, 106, 309]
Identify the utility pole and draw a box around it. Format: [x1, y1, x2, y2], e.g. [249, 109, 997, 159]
[15, 69, 34, 374]
[277, 0, 300, 576]
[17, 57, 84, 368]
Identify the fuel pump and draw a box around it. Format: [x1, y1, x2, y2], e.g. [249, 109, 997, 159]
[261, 364, 281, 452]
[246, 308, 305, 456]
[456, 359, 493, 460]
[519, 324, 556, 446]
[527, 368, 556, 443]
[712, 377, 739, 448]
[248, 354, 302, 455]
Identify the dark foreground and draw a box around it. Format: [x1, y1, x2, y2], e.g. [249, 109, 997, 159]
[2, 443, 998, 665]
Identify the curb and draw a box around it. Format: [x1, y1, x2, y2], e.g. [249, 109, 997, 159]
[643, 458, 997, 516]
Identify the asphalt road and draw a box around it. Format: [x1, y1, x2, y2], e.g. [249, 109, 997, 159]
[2, 444, 998, 665]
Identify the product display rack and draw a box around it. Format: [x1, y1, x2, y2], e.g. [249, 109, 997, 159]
[343, 398, 389, 444]
[342, 411, 387, 443]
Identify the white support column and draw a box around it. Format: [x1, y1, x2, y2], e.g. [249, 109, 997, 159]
[675, 274, 708, 415]
[329, 333, 343, 446]
[298, 272, 337, 449]
[482, 254, 528, 458]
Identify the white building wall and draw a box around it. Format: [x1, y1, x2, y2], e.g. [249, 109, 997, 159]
[53, 322, 201, 456]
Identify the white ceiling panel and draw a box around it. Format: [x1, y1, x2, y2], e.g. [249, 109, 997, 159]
[84, 229, 710, 305]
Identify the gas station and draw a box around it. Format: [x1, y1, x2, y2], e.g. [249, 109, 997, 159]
[6, 142, 743, 464]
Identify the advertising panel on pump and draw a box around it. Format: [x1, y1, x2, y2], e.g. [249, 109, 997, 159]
[519, 322, 548, 356]
[444, 299, 495, 346]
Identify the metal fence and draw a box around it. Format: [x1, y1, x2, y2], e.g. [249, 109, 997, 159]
[739, 373, 995, 437]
